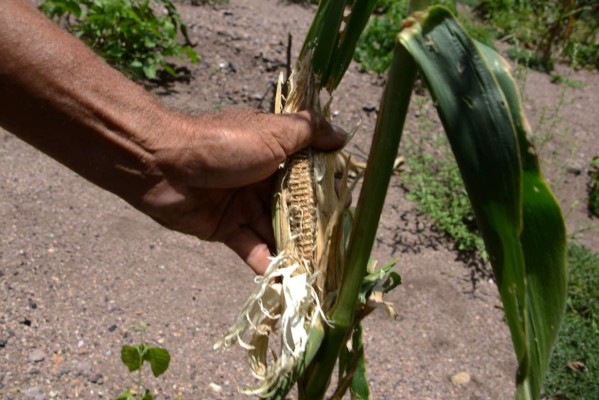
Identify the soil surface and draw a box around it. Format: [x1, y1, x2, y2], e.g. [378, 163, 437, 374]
[1, 1, 597, 399]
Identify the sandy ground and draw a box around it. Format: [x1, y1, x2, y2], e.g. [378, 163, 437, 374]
[1, 1, 597, 399]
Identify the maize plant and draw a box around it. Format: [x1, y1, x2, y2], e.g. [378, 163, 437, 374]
[216, 1, 567, 399]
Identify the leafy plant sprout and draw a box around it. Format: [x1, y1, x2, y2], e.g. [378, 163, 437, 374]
[117, 322, 172, 400]
[216, 1, 567, 400]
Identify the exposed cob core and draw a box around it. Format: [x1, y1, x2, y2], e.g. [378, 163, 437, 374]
[282, 148, 317, 271]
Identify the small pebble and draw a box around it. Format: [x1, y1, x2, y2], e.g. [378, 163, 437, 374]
[28, 349, 46, 363]
[74, 360, 92, 376]
[22, 386, 45, 400]
[362, 103, 376, 112]
[209, 382, 223, 393]
[89, 373, 104, 385]
[451, 371, 471, 386]
[107, 324, 117, 333]
[566, 166, 582, 175]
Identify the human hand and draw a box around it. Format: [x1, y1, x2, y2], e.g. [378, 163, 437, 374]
[0, 1, 346, 275]
[139, 108, 347, 274]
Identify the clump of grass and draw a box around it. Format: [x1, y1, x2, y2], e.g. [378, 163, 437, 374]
[544, 244, 599, 399]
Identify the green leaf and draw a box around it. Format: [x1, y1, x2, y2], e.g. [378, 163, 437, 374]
[115, 387, 134, 400]
[298, 0, 347, 83]
[358, 260, 400, 304]
[142, 389, 155, 400]
[324, 0, 379, 90]
[349, 324, 369, 400]
[476, 40, 567, 400]
[120, 345, 143, 373]
[181, 46, 199, 64]
[397, 7, 567, 399]
[333, 323, 370, 400]
[161, 63, 177, 77]
[142, 347, 171, 377]
[143, 36, 156, 49]
[142, 62, 158, 80]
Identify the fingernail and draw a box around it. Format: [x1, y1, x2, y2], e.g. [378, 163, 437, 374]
[332, 124, 349, 144]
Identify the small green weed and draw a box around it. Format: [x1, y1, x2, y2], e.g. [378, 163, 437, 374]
[550, 72, 585, 89]
[544, 244, 599, 399]
[589, 156, 599, 217]
[40, 0, 199, 80]
[117, 323, 172, 400]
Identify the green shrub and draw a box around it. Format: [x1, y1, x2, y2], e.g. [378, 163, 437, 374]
[544, 244, 599, 399]
[478, 0, 598, 70]
[355, 0, 496, 74]
[40, 0, 199, 80]
[354, 0, 409, 74]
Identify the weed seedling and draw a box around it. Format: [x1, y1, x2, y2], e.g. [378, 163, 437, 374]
[117, 323, 171, 400]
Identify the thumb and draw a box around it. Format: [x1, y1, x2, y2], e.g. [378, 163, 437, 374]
[276, 109, 347, 154]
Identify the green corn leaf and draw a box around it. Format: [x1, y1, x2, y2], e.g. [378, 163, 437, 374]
[142, 347, 171, 377]
[476, 41, 568, 399]
[299, 0, 347, 83]
[332, 323, 369, 400]
[397, 7, 567, 399]
[324, 0, 379, 91]
[349, 324, 369, 400]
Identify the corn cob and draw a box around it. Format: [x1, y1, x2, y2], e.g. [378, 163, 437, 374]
[215, 53, 344, 397]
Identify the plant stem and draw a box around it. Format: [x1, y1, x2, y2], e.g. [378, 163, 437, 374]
[300, 43, 418, 399]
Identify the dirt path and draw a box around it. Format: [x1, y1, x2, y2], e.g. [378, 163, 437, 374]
[1, 1, 597, 399]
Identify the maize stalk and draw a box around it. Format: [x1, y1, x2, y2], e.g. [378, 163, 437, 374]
[216, 2, 567, 399]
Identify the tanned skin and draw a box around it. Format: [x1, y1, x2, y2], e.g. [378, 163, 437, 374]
[0, 0, 347, 274]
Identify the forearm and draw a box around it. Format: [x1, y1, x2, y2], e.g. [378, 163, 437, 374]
[0, 0, 180, 207]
